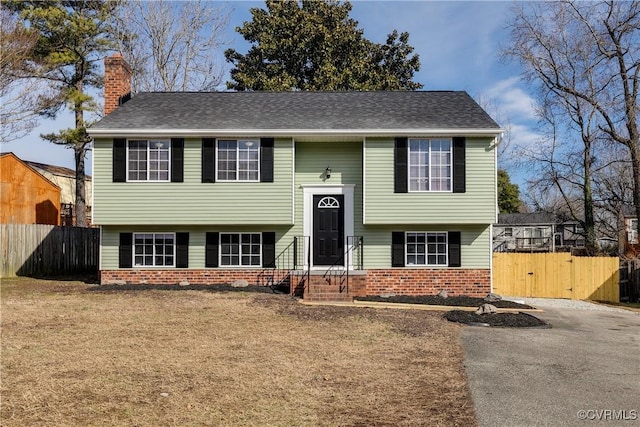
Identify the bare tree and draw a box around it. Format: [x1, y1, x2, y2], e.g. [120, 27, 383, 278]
[504, 1, 640, 244]
[114, 0, 231, 92]
[0, 8, 46, 143]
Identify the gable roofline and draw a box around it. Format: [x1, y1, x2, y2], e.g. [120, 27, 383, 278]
[24, 160, 92, 180]
[0, 152, 61, 192]
[89, 128, 503, 138]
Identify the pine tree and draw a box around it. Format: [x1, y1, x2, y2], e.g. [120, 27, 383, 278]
[10, 1, 119, 226]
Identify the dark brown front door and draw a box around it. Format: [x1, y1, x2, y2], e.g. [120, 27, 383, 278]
[313, 195, 344, 266]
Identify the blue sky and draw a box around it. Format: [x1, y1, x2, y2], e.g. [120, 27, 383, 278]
[4, 1, 538, 187]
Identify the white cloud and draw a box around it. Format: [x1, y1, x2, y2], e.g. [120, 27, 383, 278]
[483, 77, 538, 122]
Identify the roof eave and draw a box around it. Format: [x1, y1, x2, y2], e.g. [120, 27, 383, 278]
[87, 128, 504, 138]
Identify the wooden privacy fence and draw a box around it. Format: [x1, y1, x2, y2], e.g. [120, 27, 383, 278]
[619, 259, 640, 302]
[493, 252, 619, 302]
[1, 224, 99, 277]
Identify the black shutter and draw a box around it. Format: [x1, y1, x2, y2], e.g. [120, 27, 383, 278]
[453, 137, 466, 193]
[391, 232, 405, 267]
[202, 138, 216, 183]
[113, 138, 126, 182]
[260, 138, 274, 183]
[176, 232, 189, 268]
[394, 137, 408, 193]
[448, 231, 461, 267]
[119, 233, 132, 268]
[262, 232, 276, 268]
[171, 138, 184, 182]
[205, 232, 219, 268]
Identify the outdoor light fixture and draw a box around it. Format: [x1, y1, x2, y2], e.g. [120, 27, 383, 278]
[325, 166, 331, 179]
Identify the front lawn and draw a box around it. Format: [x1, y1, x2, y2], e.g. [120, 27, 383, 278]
[1, 278, 476, 426]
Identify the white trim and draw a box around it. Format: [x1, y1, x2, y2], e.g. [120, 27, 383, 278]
[489, 224, 494, 293]
[302, 184, 355, 270]
[362, 138, 366, 225]
[132, 232, 176, 267]
[494, 134, 500, 223]
[291, 139, 296, 224]
[407, 137, 453, 193]
[89, 128, 504, 138]
[405, 231, 449, 267]
[126, 139, 171, 182]
[91, 142, 95, 223]
[218, 232, 262, 268]
[215, 138, 261, 182]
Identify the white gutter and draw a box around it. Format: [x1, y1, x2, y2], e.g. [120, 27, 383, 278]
[87, 128, 504, 138]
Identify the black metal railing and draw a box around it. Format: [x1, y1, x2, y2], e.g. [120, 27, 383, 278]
[321, 236, 363, 295]
[257, 236, 296, 291]
[258, 235, 310, 293]
[297, 235, 311, 296]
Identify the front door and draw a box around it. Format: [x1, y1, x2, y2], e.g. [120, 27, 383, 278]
[313, 195, 344, 266]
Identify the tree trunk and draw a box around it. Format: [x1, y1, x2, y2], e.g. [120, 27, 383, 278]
[74, 145, 87, 227]
[582, 138, 597, 254]
[630, 145, 640, 247]
[74, 66, 87, 227]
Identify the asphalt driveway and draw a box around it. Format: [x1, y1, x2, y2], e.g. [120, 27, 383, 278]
[462, 301, 640, 426]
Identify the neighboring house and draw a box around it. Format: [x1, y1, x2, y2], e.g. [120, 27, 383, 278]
[0, 152, 61, 225]
[493, 212, 586, 252]
[620, 206, 640, 256]
[87, 54, 502, 299]
[24, 160, 93, 226]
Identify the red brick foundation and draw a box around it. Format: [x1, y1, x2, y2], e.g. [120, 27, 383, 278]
[366, 268, 491, 297]
[100, 268, 491, 297]
[100, 269, 265, 285]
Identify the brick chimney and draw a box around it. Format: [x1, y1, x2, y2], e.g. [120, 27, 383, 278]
[104, 53, 131, 115]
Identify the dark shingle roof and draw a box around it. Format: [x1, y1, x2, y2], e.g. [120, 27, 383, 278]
[497, 213, 558, 225]
[25, 160, 91, 180]
[90, 91, 500, 132]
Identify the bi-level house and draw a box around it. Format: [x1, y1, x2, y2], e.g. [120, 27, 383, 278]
[88, 54, 502, 300]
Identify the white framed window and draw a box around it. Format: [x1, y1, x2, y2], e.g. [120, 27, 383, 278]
[408, 138, 452, 192]
[504, 227, 513, 237]
[127, 140, 170, 181]
[133, 233, 175, 267]
[406, 232, 448, 266]
[220, 233, 261, 266]
[630, 219, 638, 244]
[317, 196, 340, 208]
[523, 227, 547, 246]
[217, 139, 260, 181]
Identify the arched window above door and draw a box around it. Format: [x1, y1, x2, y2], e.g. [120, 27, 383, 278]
[317, 196, 340, 208]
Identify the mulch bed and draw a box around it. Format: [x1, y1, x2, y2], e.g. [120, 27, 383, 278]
[90, 284, 288, 294]
[444, 310, 551, 328]
[354, 294, 534, 309]
[91, 284, 548, 328]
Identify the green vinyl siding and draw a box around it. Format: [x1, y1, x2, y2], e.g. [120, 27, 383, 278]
[101, 224, 490, 270]
[360, 224, 491, 269]
[93, 138, 293, 225]
[101, 225, 292, 270]
[364, 137, 497, 224]
[281, 141, 364, 241]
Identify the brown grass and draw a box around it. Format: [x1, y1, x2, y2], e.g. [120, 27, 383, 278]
[1, 278, 476, 426]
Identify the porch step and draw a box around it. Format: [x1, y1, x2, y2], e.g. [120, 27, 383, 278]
[307, 284, 346, 293]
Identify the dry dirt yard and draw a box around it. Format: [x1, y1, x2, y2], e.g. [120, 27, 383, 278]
[1, 278, 476, 426]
